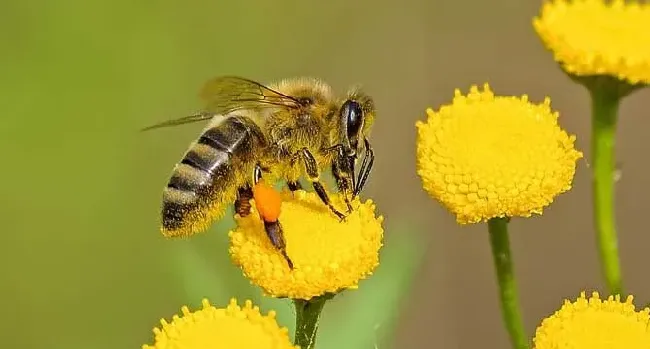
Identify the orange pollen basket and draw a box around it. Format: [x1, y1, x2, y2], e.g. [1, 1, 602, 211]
[252, 181, 282, 222]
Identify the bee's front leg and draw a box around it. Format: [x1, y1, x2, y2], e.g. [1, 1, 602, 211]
[353, 138, 375, 198]
[331, 158, 354, 214]
[297, 148, 347, 221]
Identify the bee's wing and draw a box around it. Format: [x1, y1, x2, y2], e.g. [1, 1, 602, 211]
[141, 76, 301, 132]
[140, 112, 215, 131]
[200, 76, 301, 114]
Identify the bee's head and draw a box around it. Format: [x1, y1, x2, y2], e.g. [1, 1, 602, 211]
[338, 90, 375, 157]
[335, 90, 375, 198]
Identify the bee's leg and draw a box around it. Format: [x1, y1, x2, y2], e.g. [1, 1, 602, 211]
[233, 163, 264, 217]
[252, 163, 294, 269]
[298, 148, 346, 221]
[353, 138, 375, 198]
[234, 185, 253, 217]
[331, 160, 354, 213]
[264, 220, 293, 269]
[324, 144, 355, 213]
[286, 180, 303, 192]
[253, 162, 264, 184]
[285, 154, 302, 195]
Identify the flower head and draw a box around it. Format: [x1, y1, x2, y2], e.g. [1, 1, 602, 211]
[229, 189, 384, 300]
[415, 84, 583, 224]
[534, 291, 650, 349]
[142, 298, 298, 349]
[534, 0, 650, 85]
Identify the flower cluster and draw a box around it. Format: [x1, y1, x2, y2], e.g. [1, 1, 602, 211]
[534, 0, 650, 85]
[139, 0, 650, 347]
[534, 291, 650, 349]
[142, 298, 298, 349]
[416, 84, 582, 224]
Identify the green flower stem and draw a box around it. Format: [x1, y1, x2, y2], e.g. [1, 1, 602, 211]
[590, 87, 623, 296]
[293, 294, 333, 349]
[487, 217, 529, 349]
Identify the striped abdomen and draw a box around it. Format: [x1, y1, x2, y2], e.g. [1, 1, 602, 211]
[161, 115, 265, 237]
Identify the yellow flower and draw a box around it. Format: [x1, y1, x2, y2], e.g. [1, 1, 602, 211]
[229, 189, 384, 300]
[533, 0, 650, 85]
[142, 298, 298, 349]
[534, 291, 650, 349]
[415, 84, 583, 224]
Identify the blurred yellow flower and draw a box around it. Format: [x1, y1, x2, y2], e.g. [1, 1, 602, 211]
[534, 291, 650, 349]
[229, 190, 384, 300]
[534, 0, 650, 85]
[142, 298, 298, 349]
[415, 84, 582, 224]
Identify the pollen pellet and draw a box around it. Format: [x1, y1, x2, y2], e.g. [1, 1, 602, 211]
[252, 181, 282, 222]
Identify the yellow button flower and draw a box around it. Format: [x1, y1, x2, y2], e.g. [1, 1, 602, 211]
[534, 0, 650, 85]
[534, 291, 650, 348]
[229, 190, 384, 300]
[142, 298, 298, 349]
[415, 84, 583, 224]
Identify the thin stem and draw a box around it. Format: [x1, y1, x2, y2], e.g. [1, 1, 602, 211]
[488, 217, 529, 349]
[590, 87, 623, 296]
[293, 294, 332, 349]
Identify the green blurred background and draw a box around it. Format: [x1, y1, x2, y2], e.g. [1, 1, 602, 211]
[2, 0, 650, 348]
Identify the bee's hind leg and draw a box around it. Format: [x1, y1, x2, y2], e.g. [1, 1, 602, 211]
[232, 163, 272, 217]
[234, 185, 254, 217]
[252, 163, 294, 269]
[264, 220, 293, 269]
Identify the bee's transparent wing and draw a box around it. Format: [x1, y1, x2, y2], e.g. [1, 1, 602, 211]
[141, 76, 300, 132]
[199, 76, 301, 114]
[140, 112, 214, 131]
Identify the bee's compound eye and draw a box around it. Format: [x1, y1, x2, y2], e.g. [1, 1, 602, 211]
[343, 100, 363, 140]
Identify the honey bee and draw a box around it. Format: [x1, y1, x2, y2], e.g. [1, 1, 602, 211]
[143, 76, 375, 267]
